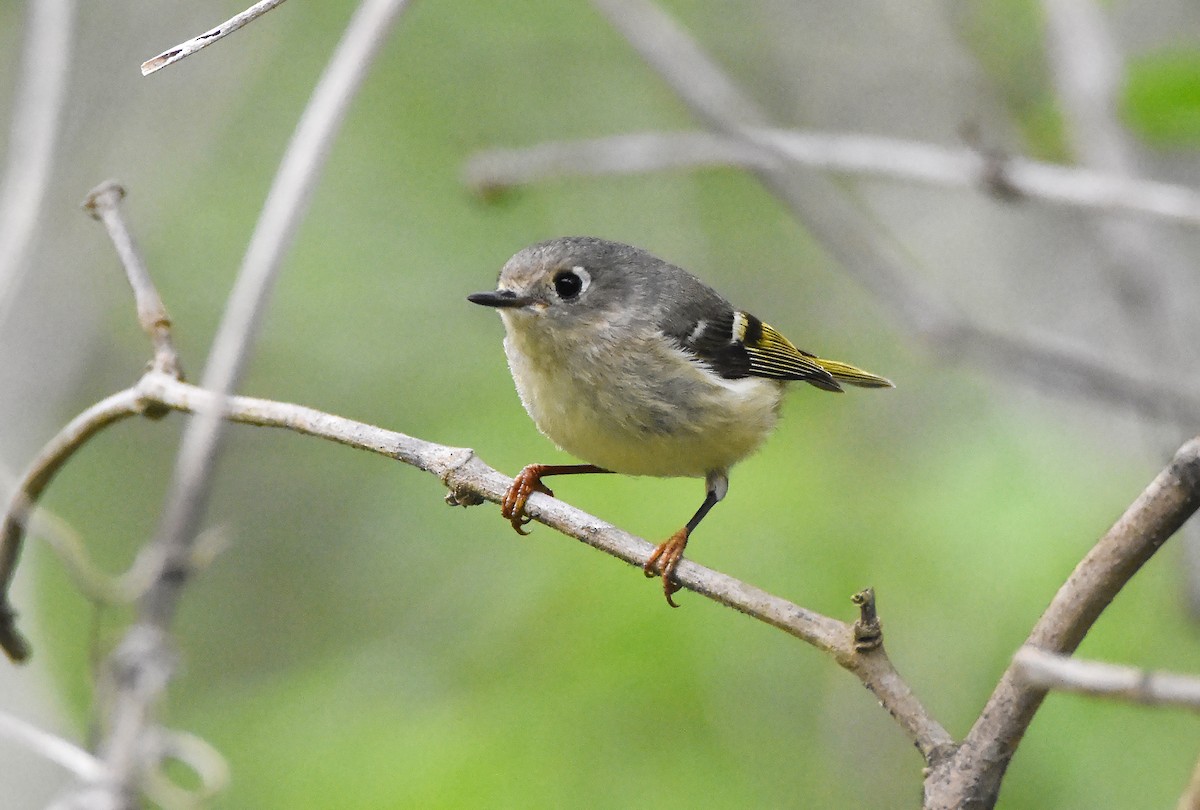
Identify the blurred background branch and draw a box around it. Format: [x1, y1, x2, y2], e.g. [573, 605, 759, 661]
[0, 0, 72, 328]
[2, 0, 1200, 807]
[1013, 646, 1200, 711]
[466, 129, 1200, 228]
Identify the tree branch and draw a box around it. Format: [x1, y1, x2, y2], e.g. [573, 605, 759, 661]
[0, 369, 954, 765]
[0, 709, 106, 782]
[82, 181, 180, 379]
[1012, 647, 1200, 711]
[0, 0, 74, 327]
[140, 0, 291, 76]
[465, 130, 1200, 230]
[925, 436, 1200, 807]
[0, 387, 146, 662]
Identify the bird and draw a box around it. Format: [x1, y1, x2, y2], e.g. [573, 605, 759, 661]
[468, 236, 892, 605]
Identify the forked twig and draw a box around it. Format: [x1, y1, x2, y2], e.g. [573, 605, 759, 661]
[925, 437, 1200, 806]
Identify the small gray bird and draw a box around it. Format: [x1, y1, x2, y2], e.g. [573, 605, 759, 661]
[469, 236, 891, 605]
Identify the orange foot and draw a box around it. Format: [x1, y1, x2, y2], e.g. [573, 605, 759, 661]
[644, 527, 690, 608]
[500, 465, 555, 535]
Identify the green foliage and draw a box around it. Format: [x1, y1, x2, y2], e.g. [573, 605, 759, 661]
[1123, 48, 1200, 147]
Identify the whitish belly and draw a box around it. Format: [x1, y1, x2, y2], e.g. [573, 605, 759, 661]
[505, 331, 783, 478]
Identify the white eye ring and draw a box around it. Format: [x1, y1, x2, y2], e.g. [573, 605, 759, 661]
[552, 265, 591, 300]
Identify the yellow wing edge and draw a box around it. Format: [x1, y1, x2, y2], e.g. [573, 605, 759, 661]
[811, 357, 894, 389]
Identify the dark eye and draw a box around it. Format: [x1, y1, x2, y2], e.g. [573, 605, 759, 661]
[553, 267, 590, 300]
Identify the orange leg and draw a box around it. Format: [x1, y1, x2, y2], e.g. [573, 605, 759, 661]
[644, 527, 690, 607]
[643, 475, 726, 607]
[500, 464, 609, 535]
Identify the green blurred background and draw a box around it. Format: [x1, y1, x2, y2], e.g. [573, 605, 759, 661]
[2, 0, 1200, 807]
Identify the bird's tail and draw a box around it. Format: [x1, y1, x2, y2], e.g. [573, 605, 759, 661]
[812, 357, 894, 389]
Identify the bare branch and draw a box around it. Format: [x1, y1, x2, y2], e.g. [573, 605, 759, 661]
[140, 0, 291, 76]
[940, 320, 1200, 427]
[1041, 0, 1131, 170]
[0, 0, 74, 327]
[926, 436, 1200, 806]
[2, 493, 138, 607]
[0, 709, 106, 782]
[0, 369, 953, 764]
[0, 387, 146, 662]
[82, 182, 180, 378]
[464, 130, 1200, 230]
[1013, 647, 1200, 711]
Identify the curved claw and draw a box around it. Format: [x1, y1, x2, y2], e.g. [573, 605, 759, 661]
[500, 466, 554, 535]
[643, 528, 689, 608]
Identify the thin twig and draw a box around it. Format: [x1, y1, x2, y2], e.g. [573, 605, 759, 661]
[0, 0, 74, 327]
[82, 182, 180, 378]
[1013, 647, 1200, 711]
[0, 387, 146, 662]
[464, 130, 1200, 229]
[141, 0, 291, 76]
[925, 437, 1200, 807]
[11, 500, 140, 607]
[0, 709, 106, 781]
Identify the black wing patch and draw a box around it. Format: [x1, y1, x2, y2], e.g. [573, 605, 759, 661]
[675, 310, 842, 391]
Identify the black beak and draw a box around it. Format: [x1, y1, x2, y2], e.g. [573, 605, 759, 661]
[467, 290, 533, 308]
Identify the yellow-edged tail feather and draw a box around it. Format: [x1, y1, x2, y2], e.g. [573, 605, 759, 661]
[812, 358, 893, 389]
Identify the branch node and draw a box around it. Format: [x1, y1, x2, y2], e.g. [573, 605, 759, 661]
[428, 446, 479, 487]
[108, 624, 177, 698]
[445, 487, 484, 508]
[959, 123, 1021, 202]
[81, 180, 127, 220]
[851, 587, 883, 652]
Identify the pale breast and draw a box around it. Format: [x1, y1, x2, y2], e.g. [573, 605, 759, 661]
[503, 322, 783, 478]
